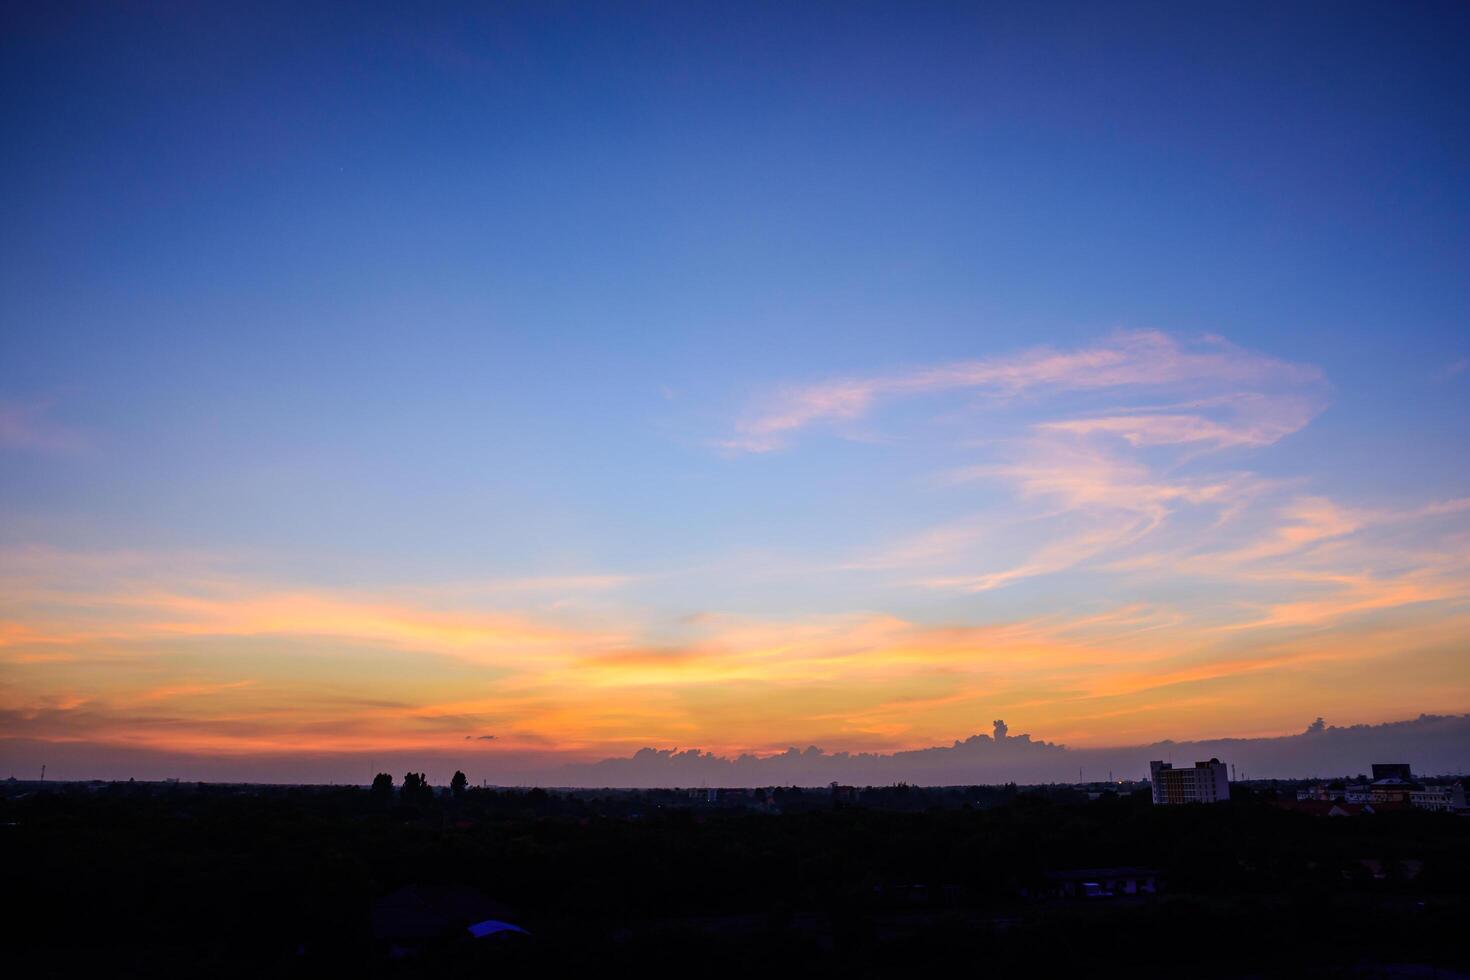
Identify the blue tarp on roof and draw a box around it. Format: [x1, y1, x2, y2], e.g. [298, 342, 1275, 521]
[372, 884, 516, 943]
[467, 919, 529, 939]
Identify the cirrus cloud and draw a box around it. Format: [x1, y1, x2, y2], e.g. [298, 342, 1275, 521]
[721, 330, 1326, 453]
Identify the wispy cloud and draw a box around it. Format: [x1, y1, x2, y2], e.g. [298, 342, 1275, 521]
[0, 400, 87, 455]
[721, 330, 1325, 452]
[722, 329, 1468, 654]
[3, 546, 1466, 758]
[4, 332, 1468, 767]
[1035, 391, 1323, 450]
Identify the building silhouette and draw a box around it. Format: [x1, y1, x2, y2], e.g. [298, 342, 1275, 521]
[1371, 762, 1413, 782]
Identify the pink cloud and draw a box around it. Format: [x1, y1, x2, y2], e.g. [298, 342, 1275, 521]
[723, 330, 1324, 452]
[0, 400, 87, 455]
[1036, 391, 1323, 450]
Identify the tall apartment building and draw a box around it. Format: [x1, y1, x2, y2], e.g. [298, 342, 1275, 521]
[1149, 758, 1230, 805]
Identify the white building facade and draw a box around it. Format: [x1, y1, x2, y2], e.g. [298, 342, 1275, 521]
[1149, 759, 1230, 805]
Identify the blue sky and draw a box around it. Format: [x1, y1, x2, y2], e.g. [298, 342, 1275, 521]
[2, 3, 1468, 776]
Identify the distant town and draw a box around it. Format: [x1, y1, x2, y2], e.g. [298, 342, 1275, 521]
[7, 752, 1469, 976]
[8, 756, 1467, 816]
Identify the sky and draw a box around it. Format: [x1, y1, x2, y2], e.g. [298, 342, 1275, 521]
[2, 2, 1468, 783]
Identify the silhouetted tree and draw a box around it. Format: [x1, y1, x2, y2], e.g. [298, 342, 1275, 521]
[451, 770, 468, 799]
[401, 771, 433, 806]
[370, 772, 394, 805]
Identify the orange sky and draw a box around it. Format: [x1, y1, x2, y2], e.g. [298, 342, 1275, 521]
[4, 336, 1469, 775]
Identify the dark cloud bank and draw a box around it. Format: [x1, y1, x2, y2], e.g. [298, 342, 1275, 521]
[551, 715, 1470, 788]
[4, 714, 1466, 786]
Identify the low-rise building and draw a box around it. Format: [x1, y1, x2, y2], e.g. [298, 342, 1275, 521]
[1369, 777, 1416, 804]
[1409, 786, 1455, 812]
[1295, 765, 1465, 814]
[1298, 780, 1348, 802]
[1297, 781, 1375, 804]
[1029, 867, 1163, 899]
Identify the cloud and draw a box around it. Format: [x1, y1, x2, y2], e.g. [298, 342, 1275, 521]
[3, 550, 1467, 764]
[1035, 391, 1323, 450]
[1209, 496, 1366, 565]
[0, 548, 630, 664]
[892, 436, 1278, 592]
[553, 713, 1470, 786]
[4, 332, 1467, 770]
[723, 328, 1468, 656]
[0, 400, 87, 455]
[722, 330, 1325, 452]
[406, 574, 636, 598]
[716, 327, 1334, 625]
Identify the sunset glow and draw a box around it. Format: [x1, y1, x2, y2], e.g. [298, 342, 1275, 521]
[3, 4, 1467, 783]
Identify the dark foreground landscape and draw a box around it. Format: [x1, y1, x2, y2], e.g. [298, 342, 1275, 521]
[5, 778, 1469, 979]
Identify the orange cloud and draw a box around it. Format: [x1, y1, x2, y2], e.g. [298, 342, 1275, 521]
[3, 328, 1467, 766]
